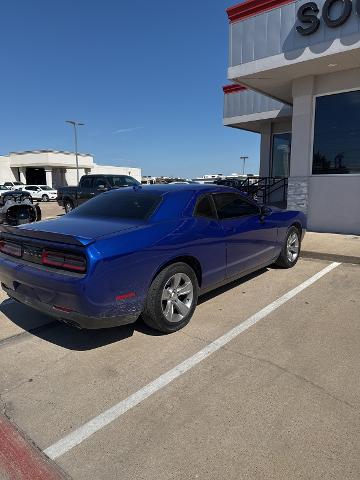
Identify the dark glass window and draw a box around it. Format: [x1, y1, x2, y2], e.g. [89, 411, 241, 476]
[272, 133, 291, 177]
[80, 177, 93, 188]
[69, 191, 162, 220]
[313, 91, 360, 174]
[107, 176, 139, 187]
[194, 195, 216, 219]
[93, 178, 108, 189]
[213, 193, 259, 220]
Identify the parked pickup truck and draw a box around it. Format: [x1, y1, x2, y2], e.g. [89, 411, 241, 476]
[57, 174, 140, 213]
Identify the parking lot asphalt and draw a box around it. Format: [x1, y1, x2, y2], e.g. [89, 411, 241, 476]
[39, 201, 64, 220]
[1, 258, 359, 479]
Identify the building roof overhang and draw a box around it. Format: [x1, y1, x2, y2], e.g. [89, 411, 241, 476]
[8, 150, 94, 169]
[228, 47, 360, 104]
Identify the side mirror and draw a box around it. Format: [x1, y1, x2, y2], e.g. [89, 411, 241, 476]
[97, 184, 108, 191]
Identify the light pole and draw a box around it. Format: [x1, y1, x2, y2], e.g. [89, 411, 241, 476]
[240, 156, 249, 176]
[66, 120, 84, 184]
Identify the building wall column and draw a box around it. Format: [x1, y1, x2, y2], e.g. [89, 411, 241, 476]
[259, 122, 272, 177]
[65, 168, 86, 186]
[45, 168, 53, 187]
[19, 167, 26, 184]
[287, 76, 315, 213]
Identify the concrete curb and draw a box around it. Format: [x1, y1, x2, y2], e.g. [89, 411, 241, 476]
[301, 251, 360, 265]
[0, 415, 70, 480]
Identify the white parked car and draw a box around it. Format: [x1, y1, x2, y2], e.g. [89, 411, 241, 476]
[20, 185, 57, 202]
[3, 181, 25, 190]
[0, 185, 16, 195]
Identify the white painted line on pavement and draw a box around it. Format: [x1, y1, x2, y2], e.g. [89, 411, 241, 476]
[44, 261, 341, 460]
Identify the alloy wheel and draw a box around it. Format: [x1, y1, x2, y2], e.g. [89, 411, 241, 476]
[161, 273, 194, 323]
[287, 231, 300, 263]
[65, 202, 73, 213]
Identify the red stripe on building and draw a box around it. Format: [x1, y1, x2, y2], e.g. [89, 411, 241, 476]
[0, 415, 68, 480]
[223, 84, 247, 94]
[227, 0, 294, 23]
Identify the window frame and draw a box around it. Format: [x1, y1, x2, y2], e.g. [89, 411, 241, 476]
[311, 87, 360, 177]
[211, 192, 261, 221]
[193, 194, 218, 220]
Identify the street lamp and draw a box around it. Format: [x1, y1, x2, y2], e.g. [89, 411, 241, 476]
[66, 120, 84, 184]
[240, 156, 249, 176]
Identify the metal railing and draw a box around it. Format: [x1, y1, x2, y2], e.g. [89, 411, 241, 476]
[216, 177, 288, 207]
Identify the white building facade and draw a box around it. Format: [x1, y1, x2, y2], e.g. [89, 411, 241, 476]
[224, 0, 360, 234]
[0, 150, 141, 187]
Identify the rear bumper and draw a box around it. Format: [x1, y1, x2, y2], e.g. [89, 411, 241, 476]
[0, 252, 144, 329]
[3, 284, 140, 329]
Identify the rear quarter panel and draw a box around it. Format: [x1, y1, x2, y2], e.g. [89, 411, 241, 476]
[272, 210, 307, 244]
[87, 217, 227, 316]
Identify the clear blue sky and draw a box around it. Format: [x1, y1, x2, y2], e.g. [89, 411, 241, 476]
[0, 0, 259, 178]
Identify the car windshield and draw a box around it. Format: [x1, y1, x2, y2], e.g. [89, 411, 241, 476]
[69, 191, 162, 220]
[0, 186, 8, 190]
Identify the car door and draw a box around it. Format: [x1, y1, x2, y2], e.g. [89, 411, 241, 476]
[192, 194, 227, 290]
[212, 192, 278, 278]
[26, 186, 39, 199]
[77, 176, 94, 205]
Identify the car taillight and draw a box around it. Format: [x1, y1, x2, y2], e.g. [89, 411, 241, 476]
[42, 250, 86, 273]
[0, 241, 22, 258]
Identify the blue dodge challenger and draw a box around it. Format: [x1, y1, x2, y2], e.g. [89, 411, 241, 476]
[0, 184, 306, 333]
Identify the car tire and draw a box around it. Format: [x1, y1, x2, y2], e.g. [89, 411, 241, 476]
[64, 199, 74, 213]
[275, 226, 301, 268]
[142, 262, 199, 333]
[42, 194, 49, 202]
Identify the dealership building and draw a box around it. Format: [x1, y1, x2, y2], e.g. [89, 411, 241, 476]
[0, 150, 141, 187]
[223, 0, 360, 234]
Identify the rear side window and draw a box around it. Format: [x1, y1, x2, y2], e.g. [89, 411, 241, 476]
[194, 195, 216, 219]
[69, 191, 162, 220]
[213, 193, 259, 220]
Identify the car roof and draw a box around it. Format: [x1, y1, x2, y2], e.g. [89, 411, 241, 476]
[84, 174, 130, 177]
[131, 183, 236, 195]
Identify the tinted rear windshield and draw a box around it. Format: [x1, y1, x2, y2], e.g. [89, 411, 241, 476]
[69, 191, 162, 220]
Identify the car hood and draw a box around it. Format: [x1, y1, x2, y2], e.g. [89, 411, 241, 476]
[19, 216, 144, 245]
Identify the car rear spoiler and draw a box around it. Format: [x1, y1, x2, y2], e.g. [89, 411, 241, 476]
[0, 225, 91, 247]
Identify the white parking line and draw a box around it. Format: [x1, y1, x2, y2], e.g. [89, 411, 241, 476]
[44, 262, 341, 460]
